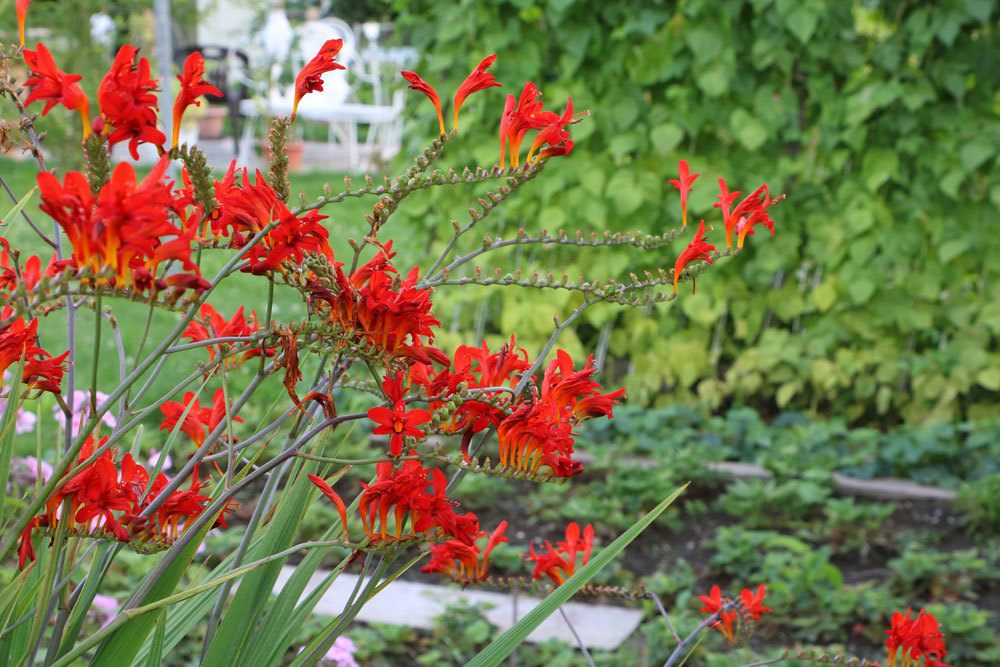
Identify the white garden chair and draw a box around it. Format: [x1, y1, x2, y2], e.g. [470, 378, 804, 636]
[238, 17, 407, 172]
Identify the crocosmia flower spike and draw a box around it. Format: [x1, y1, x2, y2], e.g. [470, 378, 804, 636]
[673, 219, 716, 295]
[291, 39, 345, 122]
[668, 159, 700, 228]
[172, 51, 222, 148]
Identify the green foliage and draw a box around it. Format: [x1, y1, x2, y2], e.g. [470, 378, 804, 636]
[394, 0, 1000, 425]
[956, 474, 1000, 536]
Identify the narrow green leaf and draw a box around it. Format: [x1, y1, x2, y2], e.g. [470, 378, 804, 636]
[89, 516, 215, 666]
[0, 187, 36, 227]
[467, 484, 688, 667]
[145, 608, 167, 667]
[55, 543, 118, 661]
[0, 362, 25, 528]
[201, 459, 318, 665]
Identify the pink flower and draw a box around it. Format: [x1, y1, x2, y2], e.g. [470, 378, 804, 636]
[147, 448, 173, 471]
[53, 390, 117, 436]
[91, 594, 118, 628]
[10, 456, 52, 486]
[0, 397, 36, 434]
[323, 637, 358, 667]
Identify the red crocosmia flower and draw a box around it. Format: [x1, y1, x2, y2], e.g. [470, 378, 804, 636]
[668, 159, 700, 228]
[713, 178, 742, 249]
[308, 474, 349, 535]
[98, 44, 165, 160]
[159, 388, 242, 447]
[673, 219, 716, 296]
[498, 94, 517, 168]
[886, 609, 951, 667]
[500, 82, 560, 168]
[356, 457, 477, 544]
[0, 307, 68, 394]
[291, 39, 345, 122]
[452, 54, 500, 131]
[243, 209, 334, 276]
[698, 585, 739, 643]
[525, 97, 576, 164]
[17, 437, 230, 568]
[731, 183, 784, 250]
[22, 42, 91, 138]
[402, 70, 445, 136]
[428, 335, 532, 450]
[368, 372, 432, 456]
[211, 165, 286, 242]
[496, 350, 623, 478]
[699, 584, 772, 644]
[307, 242, 448, 365]
[181, 303, 275, 368]
[0, 242, 62, 293]
[527, 522, 594, 585]
[421, 520, 509, 583]
[38, 157, 205, 292]
[146, 476, 214, 542]
[16, 0, 30, 47]
[172, 51, 222, 148]
[740, 584, 772, 620]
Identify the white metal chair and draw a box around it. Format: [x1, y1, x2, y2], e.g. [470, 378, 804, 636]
[238, 17, 406, 172]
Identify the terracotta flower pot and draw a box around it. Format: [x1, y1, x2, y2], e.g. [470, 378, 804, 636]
[197, 106, 229, 139]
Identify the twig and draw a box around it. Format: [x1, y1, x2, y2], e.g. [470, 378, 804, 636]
[559, 607, 596, 667]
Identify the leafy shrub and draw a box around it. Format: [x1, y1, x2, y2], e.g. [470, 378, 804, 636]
[398, 0, 1000, 425]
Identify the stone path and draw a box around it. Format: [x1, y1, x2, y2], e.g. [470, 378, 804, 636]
[273, 566, 644, 649]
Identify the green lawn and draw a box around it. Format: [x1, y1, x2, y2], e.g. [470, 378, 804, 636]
[1, 156, 378, 450]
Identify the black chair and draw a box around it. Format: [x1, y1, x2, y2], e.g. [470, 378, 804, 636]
[175, 45, 251, 155]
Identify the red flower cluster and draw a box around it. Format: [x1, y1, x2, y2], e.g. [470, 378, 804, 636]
[402, 54, 501, 135]
[292, 39, 346, 121]
[497, 350, 624, 477]
[22, 42, 91, 138]
[159, 387, 242, 447]
[18, 437, 225, 569]
[368, 372, 432, 456]
[886, 609, 951, 667]
[0, 306, 68, 394]
[420, 335, 532, 442]
[355, 459, 478, 544]
[308, 242, 446, 364]
[669, 160, 784, 294]
[37, 157, 207, 292]
[181, 303, 275, 369]
[527, 521, 594, 585]
[499, 82, 578, 168]
[673, 219, 716, 296]
[210, 165, 334, 274]
[698, 584, 772, 643]
[421, 521, 508, 583]
[172, 51, 222, 148]
[0, 239, 63, 292]
[98, 45, 166, 160]
[714, 180, 784, 249]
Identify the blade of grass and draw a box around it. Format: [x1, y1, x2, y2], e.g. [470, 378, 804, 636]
[467, 483, 688, 667]
[0, 362, 25, 529]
